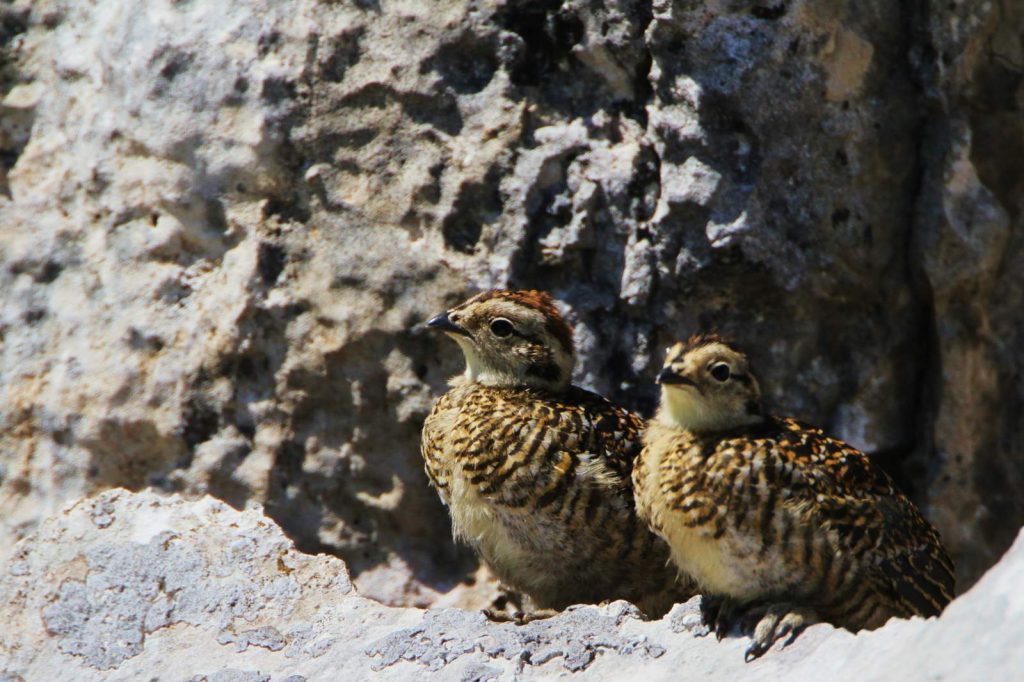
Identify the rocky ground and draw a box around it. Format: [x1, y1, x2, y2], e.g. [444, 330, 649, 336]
[0, 0, 1021, 676]
[1, 489, 1021, 681]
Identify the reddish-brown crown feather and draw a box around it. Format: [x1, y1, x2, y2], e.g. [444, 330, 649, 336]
[466, 289, 575, 354]
[682, 332, 732, 354]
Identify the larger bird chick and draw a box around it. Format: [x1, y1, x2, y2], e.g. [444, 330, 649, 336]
[633, 334, 955, 658]
[421, 289, 690, 618]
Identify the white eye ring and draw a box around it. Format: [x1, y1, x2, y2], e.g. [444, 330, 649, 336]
[710, 362, 731, 382]
[490, 318, 514, 337]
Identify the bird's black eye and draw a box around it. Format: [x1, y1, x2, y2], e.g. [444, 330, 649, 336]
[710, 363, 731, 382]
[490, 318, 514, 337]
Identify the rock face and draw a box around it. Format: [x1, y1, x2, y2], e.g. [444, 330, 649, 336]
[1, 489, 1021, 680]
[0, 0, 1021, 610]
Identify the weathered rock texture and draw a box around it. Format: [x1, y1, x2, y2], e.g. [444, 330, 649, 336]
[0, 0, 1021, 608]
[1, 490, 1021, 680]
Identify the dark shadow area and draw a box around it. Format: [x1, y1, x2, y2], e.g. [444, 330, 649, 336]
[265, 326, 479, 602]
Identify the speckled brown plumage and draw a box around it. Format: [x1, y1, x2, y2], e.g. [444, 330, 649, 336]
[634, 336, 955, 656]
[421, 290, 690, 616]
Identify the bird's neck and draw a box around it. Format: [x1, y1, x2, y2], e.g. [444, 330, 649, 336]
[453, 338, 570, 393]
[657, 387, 763, 433]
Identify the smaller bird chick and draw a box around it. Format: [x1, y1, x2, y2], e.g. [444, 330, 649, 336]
[633, 335, 955, 659]
[421, 290, 689, 619]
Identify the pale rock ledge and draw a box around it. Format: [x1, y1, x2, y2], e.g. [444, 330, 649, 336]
[0, 489, 1020, 681]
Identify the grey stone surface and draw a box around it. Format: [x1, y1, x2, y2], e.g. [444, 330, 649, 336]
[0, 489, 1021, 681]
[0, 0, 1021, 613]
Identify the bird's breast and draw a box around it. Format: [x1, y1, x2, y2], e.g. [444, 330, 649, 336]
[658, 518, 771, 600]
[447, 474, 565, 589]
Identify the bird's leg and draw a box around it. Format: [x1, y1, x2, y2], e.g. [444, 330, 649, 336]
[743, 603, 817, 661]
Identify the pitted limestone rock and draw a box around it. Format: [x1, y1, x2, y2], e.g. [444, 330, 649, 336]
[366, 603, 666, 673]
[0, 0, 1021, 613]
[0, 490, 1022, 681]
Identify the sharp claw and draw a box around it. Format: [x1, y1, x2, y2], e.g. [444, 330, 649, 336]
[715, 612, 728, 640]
[744, 641, 768, 662]
[715, 607, 730, 638]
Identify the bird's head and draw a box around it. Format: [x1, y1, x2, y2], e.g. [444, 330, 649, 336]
[656, 334, 764, 432]
[425, 289, 575, 392]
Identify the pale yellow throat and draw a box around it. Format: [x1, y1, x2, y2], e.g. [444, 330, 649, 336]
[450, 334, 515, 387]
[448, 332, 571, 391]
[659, 385, 758, 432]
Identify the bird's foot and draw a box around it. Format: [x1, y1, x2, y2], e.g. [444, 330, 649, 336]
[481, 607, 512, 622]
[481, 607, 558, 624]
[514, 607, 559, 624]
[699, 594, 743, 640]
[743, 603, 817, 661]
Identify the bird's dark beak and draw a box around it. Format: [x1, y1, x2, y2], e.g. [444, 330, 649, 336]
[426, 311, 470, 337]
[657, 367, 696, 387]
